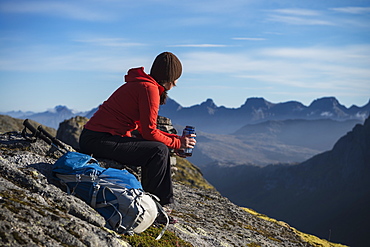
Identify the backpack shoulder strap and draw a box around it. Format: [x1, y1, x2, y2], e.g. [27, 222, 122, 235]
[154, 201, 169, 240]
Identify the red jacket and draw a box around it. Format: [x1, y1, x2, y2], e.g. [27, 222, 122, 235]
[84, 67, 181, 149]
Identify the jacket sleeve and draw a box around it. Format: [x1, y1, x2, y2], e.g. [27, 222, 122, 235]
[138, 84, 181, 149]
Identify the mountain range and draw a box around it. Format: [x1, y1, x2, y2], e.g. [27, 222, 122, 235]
[2, 96, 369, 132]
[160, 96, 370, 134]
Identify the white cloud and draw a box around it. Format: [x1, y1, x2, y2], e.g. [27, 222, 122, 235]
[0, 45, 147, 72]
[181, 45, 370, 92]
[74, 38, 146, 47]
[173, 16, 221, 26]
[330, 7, 370, 14]
[169, 44, 228, 48]
[271, 8, 320, 16]
[267, 14, 335, 26]
[232, 38, 266, 41]
[266, 8, 335, 26]
[260, 45, 370, 65]
[0, 1, 115, 21]
[179, 0, 253, 14]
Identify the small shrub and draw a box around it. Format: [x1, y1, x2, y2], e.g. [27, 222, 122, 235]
[122, 226, 193, 247]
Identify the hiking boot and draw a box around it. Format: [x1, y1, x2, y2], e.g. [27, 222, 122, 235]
[155, 214, 178, 225]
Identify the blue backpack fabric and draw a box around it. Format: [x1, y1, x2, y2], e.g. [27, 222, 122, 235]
[53, 152, 142, 189]
[52, 152, 168, 239]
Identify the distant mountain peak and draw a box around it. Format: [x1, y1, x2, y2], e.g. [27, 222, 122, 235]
[241, 97, 274, 109]
[200, 98, 217, 108]
[55, 105, 68, 110]
[309, 97, 341, 108]
[47, 105, 71, 113]
[307, 96, 349, 118]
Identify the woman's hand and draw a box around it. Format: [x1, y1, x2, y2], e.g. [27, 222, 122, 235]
[175, 134, 196, 157]
[180, 134, 196, 149]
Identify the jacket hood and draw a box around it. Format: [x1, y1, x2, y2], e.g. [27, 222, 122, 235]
[124, 67, 165, 95]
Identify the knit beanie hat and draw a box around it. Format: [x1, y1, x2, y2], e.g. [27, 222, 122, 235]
[150, 52, 182, 83]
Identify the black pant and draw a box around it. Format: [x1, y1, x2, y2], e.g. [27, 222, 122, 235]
[79, 128, 173, 206]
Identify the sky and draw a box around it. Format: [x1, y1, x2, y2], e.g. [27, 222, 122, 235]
[0, 0, 370, 113]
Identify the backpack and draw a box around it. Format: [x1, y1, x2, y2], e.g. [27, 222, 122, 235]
[52, 151, 168, 239]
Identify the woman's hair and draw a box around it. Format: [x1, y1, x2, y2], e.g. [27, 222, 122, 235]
[159, 91, 168, 105]
[150, 52, 182, 105]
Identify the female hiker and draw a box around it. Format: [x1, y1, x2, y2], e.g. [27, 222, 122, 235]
[79, 52, 196, 214]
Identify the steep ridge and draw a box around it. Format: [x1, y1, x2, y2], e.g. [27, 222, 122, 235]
[0, 117, 346, 246]
[204, 116, 370, 247]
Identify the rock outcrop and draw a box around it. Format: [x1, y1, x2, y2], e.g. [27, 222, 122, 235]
[56, 116, 89, 151]
[0, 133, 127, 247]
